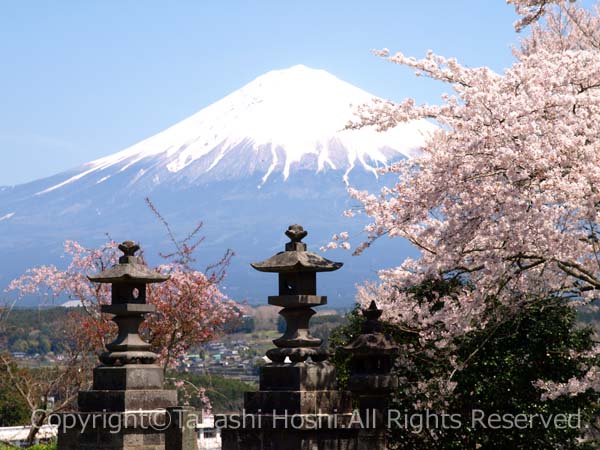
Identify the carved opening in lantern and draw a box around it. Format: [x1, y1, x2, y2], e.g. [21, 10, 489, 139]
[112, 283, 147, 304]
[278, 272, 316, 295]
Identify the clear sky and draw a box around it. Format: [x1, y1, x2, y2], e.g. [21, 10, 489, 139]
[0, 1, 522, 186]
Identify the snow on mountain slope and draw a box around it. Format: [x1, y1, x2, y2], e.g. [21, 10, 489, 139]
[0, 65, 433, 305]
[36, 65, 434, 195]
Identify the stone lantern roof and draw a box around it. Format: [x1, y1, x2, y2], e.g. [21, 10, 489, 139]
[343, 301, 398, 356]
[251, 224, 343, 273]
[343, 300, 399, 397]
[88, 241, 169, 284]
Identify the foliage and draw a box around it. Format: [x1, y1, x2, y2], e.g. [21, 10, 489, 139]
[442, 299, 599, 449]
[1, 307, 259, 357]
[168, 372, 257, 414]
[2, 201, 242, 444]
[0, 444, 57, 450]
[1, 307, 74, 355]
[226, 315, 255, 334]
[0, 363, 30, 426]
[331, 287, 600, 449]
[0, 297, 95, 443]
[8, 201, 241, 369]
[0, 348, 91, 446]
[329, 306, 370, 387]
[331, 0, 600, 404]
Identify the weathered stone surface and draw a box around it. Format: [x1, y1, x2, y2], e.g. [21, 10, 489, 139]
[55, 424, 78, 450]
[251, 225, 342, 274]
[222, 414, 389, 449]
[61, 429, 166, 450]
[252, 226, 341, 366]
[273, 307, 321, 348]
[222, 425, 363, 450]
[342, 300, 401, 446]
[251, 250, 343, 273]
[267, 294, 327, 308]
[99, 349, 159, 366]
[252, 224, 342, 364]
[57, 241, 182, 450]
[222, 226, 397, 448]
[165, 407, 198, 450]
[88, 241, 169, 366]
[78, 389, 177, 412]
[93, 365, 165, 390]
[343, 301, 399, 358]
[56, 411, 169, 450]
[265, 347, 328, 364]
[88, 241, 169, 284]
[101, 303, 156, 315]
[244, 389, 352, 414]
[259, 362, 337, 391]
[222, 227, 362, 449]
[251, 226, 342, 367]
[347, 374, 399, 393]
[344, 301, 399, 398]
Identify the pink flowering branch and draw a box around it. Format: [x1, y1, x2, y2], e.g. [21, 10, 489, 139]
[8, 208, 242, 371]
[337, 0, 600, 404]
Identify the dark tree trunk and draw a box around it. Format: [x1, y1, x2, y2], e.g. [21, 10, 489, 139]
[26, 411, 46, 447]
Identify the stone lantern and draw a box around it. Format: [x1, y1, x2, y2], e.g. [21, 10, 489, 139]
[344, 300, 399, 430]
[251, 223, 342, 365]
[57, 241, 180, 450]
[89, 240, 168, 368]
[222, 225, 356, 450]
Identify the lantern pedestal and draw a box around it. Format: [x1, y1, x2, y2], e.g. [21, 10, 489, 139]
[55, 409, 174, 450]
[77, 389, 178, 413]
[92, 365, 165, 391]
[259, 361, 336, 391]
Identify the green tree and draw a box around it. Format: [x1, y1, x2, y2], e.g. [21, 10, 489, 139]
[38, 336, 51, 354]
[168, 372, 256, 414]
[11, 338, 29, 353]
[330, 286, 600, 449]
[0, 363, 30, 426]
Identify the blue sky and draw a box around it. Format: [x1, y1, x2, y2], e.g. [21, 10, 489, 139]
[0, 1, 522, 185]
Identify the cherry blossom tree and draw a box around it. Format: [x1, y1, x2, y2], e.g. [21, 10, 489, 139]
[508, 0, 574, 30]
[0, 340, 91, 446]
[4, 202, 241, 444]
[0, 298, 94, 445]
[8, 227, 240, 369]
[336, 0, 600, 405]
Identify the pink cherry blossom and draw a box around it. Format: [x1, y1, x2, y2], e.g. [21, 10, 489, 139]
[341, 0, 600, 403]
[8, 239, 241, 369]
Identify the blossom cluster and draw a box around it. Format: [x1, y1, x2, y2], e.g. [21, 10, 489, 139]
[8, 239, 241, 369]
[336, 0, 600, 404]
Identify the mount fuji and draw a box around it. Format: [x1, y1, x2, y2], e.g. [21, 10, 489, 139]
[0, 65, 433, 306]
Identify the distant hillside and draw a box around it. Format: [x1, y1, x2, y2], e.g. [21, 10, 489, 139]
[1, 307, 76, 355]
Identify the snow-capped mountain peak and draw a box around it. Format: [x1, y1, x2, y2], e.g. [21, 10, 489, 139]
[1, 65, 430, 306]
[36, 65, 434, 195]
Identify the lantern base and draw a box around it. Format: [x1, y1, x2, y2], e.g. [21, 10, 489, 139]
[259, 361, 337, 391]
[93, 364, 165, 390]
[78, 389, 177, 413]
